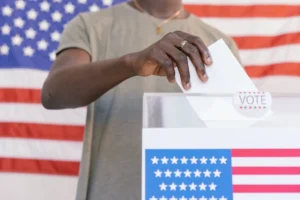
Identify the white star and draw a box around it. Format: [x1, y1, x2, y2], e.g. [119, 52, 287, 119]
[89, 4, 100, 12]
[169, 196, 177, 200]
[78, 0, 87, 4]
[174, 169, 182, 177]
[204, 169, 211, 177]
[199, 196, 207, 200]
[209, 197, 217, 200]
[37, 39, 48, 51]
[179, 196, 187, 200]
[189, 182, 197, 191]
[15, 0, 26, 10]
[154, 169, 162, 177]
[102, 0, 113, 6]
[151, 156, 159, 164]
[200, 156, 207, 164]
[161, 156, 168, 164]
[23, 46, 35, 57]
[184, 169, 191, 177]
[180, 157, 188, 164]
[25, 28, 37, 39]
[164, 169, 172, 177]
[159, 183, 167, 191]
[194, 169, 201, 177]
[159, 197, 167, 200]
[0, 44, 9, 55]
[65, 3, 75, 14]
[189, 196, 197, 200]
[199, 182, 207, 191]
[213, 169, 221, 177]
[27, 9, 38, 20]
[149, 196, 157, 200]
[210, 156, 217, 164]
[190, 156, 198, 164]
[11, 34, 23, 46]
[53, 0, 62, 2]
[209, 182, 217, 191]
[2, 5, 13, 16]
[52, 11, 63, 22]
[219, 196, 227, 200]
[1, 24, 11, 35]
[51, 31, 61, 42]
[39, 20, 50, 31]
[49, 51, 56, 61]
[220, 156, 227, 164]
[169, 183, 177, 191]
[179, 182, 187, 191]
[40, 1, 51, 12]
[14, 18, 25, 28]
[171, 156, 178, 164]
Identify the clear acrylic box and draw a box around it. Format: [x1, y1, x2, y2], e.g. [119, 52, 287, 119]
[143, 93, 300, 128]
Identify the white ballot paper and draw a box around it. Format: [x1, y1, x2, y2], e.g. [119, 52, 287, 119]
[175, 39, 256, 93]
[174, 39, 269, 128]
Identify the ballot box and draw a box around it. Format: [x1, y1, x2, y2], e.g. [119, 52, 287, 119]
[142, 93, 300, 200]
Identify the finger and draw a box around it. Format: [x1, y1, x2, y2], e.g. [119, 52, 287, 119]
[160, 41, 191, 90]
[173, 31, 212, 66]
[179, 42, 208, 82]
[164, 32, 208, 82]
[154, 50, 176, 83]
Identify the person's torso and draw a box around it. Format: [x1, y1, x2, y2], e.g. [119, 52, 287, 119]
[75, 3, 234, 200]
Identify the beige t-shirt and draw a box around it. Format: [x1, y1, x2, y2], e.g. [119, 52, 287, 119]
[57, 3, 241, 200]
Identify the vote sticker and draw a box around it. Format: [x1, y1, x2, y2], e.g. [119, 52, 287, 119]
[232, 91, 272, 118]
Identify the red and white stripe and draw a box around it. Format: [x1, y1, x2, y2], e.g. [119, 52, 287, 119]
[184, 0, 300, 93]
[232, 149, 300, 199]
[0, 69, 85, 200]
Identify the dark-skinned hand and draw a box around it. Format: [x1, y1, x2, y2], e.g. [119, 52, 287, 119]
[129, 31, 213, 90]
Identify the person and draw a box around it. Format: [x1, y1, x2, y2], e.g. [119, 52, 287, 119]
[41, 0, 241, 199]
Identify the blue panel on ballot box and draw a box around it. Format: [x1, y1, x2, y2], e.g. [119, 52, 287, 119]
[145, 149, 233, 200]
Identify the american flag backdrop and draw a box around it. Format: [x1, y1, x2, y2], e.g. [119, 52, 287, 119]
[0, 0, 299, 199]
[145, 149, 300, 200]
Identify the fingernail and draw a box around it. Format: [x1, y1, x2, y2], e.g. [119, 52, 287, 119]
[203, 73, 209, 81]
[170, 79, 175, 83]
[185, 82, 191, 90]
[206, 57, 212, 64]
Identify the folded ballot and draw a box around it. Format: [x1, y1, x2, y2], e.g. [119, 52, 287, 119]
[174, 39, 270, 128]
[175, 39, 256, 93]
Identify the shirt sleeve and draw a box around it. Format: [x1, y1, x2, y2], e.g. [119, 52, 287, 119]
[56, 14, 91, 56]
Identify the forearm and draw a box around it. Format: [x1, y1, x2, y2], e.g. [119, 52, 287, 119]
[41, 54, 135, 109]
